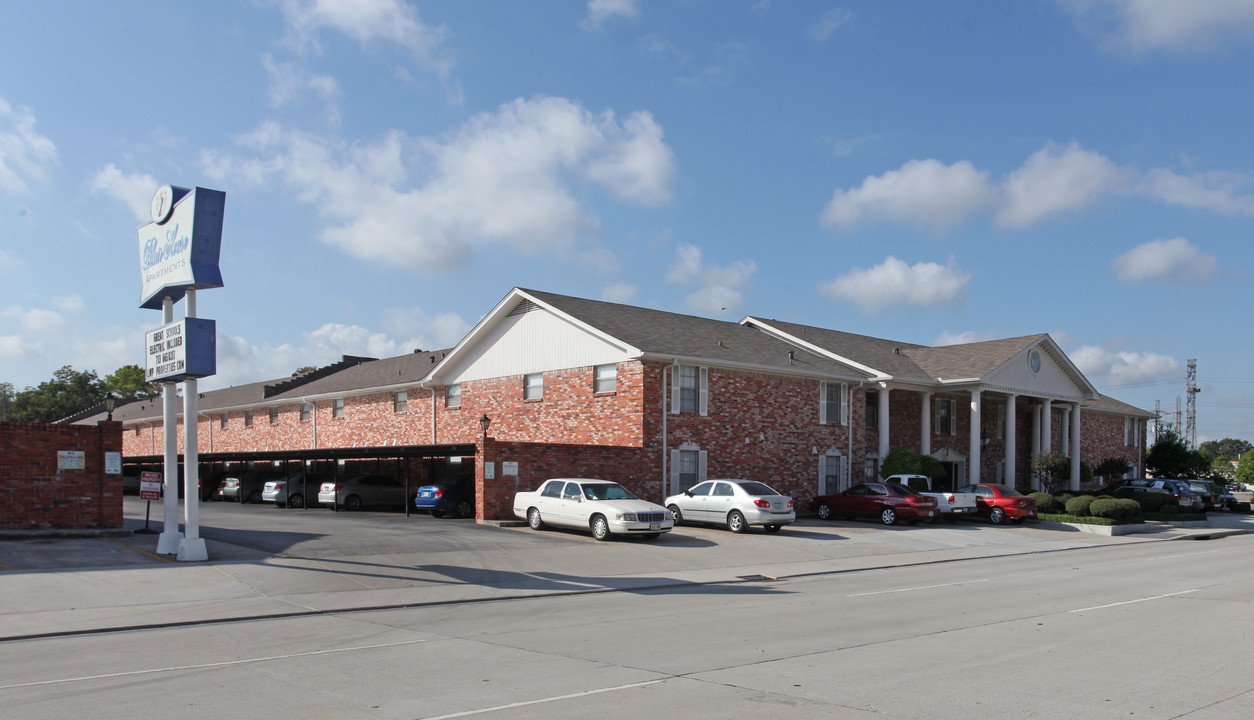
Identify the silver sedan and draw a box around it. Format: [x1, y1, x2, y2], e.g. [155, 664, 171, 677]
[664, 479, 795, 533]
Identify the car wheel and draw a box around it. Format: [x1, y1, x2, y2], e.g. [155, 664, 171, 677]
[989, 507, 1006, 524]
[881, 507, 897, 526]
[667, 504, 683, 525]
[247, 490, 263, 504]
[288, 493, 305, 509]
[816, 502, 833, 521]
[764, 524, 782, 534]
[727, 510, 748, 533]
[527, 507, 545, 530]
[430, 510, 445, 518]
[454, 499, 474, 519]
[591, 515, 610, 541]
[344, 495, 362, 511]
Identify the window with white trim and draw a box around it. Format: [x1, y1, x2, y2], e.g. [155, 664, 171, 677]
[819, 452, 842, 495]
[220, 414, 228, 429]
[819, 381, 845, 425]
[679, 366, 699, 412]
[394, 391, 408, 413]
[300, 403, 311, 422]
[593, 364, 617, 393]
[269, 407, 279, 425]
[1124, 418, 1138, 446]
[244, 410, 254, 427]
[670, 444, 707, 493]
[332, 398, 345, 418]
[864, 457, 879, 482]
[446, 384, 461, 408]
[524, 373, 543, 400]
[934, 398, 956, 435]
[997, 404, 1006, 440]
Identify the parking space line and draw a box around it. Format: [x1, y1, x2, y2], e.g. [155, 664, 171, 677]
[418, 679, 666, 720]
[847, 579, 988, 597]
[1070, 589, 1198, 613]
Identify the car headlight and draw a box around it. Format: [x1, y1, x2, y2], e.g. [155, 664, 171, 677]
[614, 512, 637, 522]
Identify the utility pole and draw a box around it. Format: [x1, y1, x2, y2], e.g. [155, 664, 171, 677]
[1185, 359, 1200, 450]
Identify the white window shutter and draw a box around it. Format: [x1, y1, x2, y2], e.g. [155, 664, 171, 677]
[841, 383, 848, 426]
[669, 449, 680, 492]
[934, 398, 941, 435]
[817, 454, 826, 492]
[819, 382, 828, 425]
[670, 367, 680, 414]
[698, 450, 708, 483]
[698, 367, 708, 416]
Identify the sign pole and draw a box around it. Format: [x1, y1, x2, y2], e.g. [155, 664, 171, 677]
[156, 297, 184, 554]
[178, 290, 208, 560]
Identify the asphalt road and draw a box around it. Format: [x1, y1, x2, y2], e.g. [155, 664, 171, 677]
[2, 522, 1251, 719]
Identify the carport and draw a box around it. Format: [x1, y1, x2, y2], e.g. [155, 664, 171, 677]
[122, 443, 478, 516]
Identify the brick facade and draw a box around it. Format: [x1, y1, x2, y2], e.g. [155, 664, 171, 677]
[1, 421, 123, 530]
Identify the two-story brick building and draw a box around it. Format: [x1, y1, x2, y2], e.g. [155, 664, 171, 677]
[103, 287, 1152, 519]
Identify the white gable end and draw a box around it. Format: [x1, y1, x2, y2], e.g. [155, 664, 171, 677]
[446, 306, 635, 383]
[983, 343, 1094, 401]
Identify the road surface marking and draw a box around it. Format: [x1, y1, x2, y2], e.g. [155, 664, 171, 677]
[847, 579, 988, 597]
[1070, 589, 1199, 613]
[418, 679, 666, 719]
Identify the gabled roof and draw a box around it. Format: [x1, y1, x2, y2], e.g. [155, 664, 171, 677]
[905, 335, 1046, 382]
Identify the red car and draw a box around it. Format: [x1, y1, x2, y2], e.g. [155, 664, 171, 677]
[811, 482, 939, 526]
[955, 483, 1037, 524]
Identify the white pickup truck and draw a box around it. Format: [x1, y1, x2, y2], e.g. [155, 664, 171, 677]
[887, 474, 978, 522]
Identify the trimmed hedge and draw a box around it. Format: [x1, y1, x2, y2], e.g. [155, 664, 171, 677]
[1064, 495, 1096, 516]
[1089, 497, 1140, 521]
[1030, 492, 1056, 512]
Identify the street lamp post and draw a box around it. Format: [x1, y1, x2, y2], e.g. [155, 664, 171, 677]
[103, 392, 117, 421]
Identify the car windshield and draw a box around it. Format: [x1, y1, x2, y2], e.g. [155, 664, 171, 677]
[583, 483, 637, 501]
[737, 481, 779, 496]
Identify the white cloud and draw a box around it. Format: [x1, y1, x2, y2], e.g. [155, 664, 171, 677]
[1060, 0, 1254, 52]
[278, 0, 460, 104]
[52, 294, 86, 313]
[934, 330, 996, 346]
[1136, 168, 1254, 215]
[996, 143, 1131, 228]
[0, 335, 41, 360]
[0, 250, 24, 273]
[2, 306, 65, 333]
[809, 8, 854, 42]
[820, 159, 997, 232]
[601, 282, 638, 303]
[1070, 344, 1180, 387]
[1111, 237, 1219, 282]
[263, 53, 343, 125]
[665, 244, 757, 314]
[379, 307, 471, 349]
[0, 96, 58, 194]
[202, 96, 675, 274]
[90, 164, 158, 222]
[582, 0, 640, 31]
[817, 256, 970, 313]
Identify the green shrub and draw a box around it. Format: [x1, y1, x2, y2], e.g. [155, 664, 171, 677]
[1056, 493, 1075, 507]
[1235, 502, 1251, 513]
[1089, 498, 1140, 521]
[1064, 495, 1096, 516]
[1159, 501, 1178, 515]
[1133, 491, 1165, 512]
[1030, 492, 1055, 512]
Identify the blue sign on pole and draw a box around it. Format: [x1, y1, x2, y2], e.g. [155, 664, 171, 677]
[136, 186, 225, 310]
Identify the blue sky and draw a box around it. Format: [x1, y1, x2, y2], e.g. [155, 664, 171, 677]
[2, 0, 1252, 443]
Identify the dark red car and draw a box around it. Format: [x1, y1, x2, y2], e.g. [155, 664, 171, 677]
[811, 482, 939, 525]
[955, 483, 1037, 524]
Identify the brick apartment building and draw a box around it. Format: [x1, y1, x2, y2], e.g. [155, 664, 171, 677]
[98, 287, 1152, 519]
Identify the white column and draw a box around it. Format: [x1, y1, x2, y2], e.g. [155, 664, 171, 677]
[1030, 404, 1041, 491]
[877, 385, 891, 459]
[969, 389, 982, 485]
[1005, 394, 1017, 489]
[156, 297, 183, 555]
[178, 292, 208, 562]
[920, 392, 932, 456]
[1070, 404, 1083, 491]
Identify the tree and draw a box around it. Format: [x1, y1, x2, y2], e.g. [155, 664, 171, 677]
[10, 366, 105, 423]
[293, 366, 318, 377]
[1094, 457, 1132, 484]
[1146, 429, 1209, 479]
[1031, 452, 1070, 494]
[0, 381, 14, 421]
[1198, 438, 1254, 463]
[879, 447, 921, 478]
[1236, 450, 1254, 487]
[103, 364, 159, 401]
[1211, 457, 1236, 482]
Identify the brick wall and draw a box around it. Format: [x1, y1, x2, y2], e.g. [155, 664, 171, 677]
[1, 421, 123, 530]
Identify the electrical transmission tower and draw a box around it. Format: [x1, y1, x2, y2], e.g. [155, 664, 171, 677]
[1185, 359, 1199, 449]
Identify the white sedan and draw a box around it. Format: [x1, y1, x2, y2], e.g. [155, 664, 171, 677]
[664, 479, 795, 533]
[513, 478, 673, 541]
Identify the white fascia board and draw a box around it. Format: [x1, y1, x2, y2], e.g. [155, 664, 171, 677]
[429, 287, 643, 385]
[638, 352, 867, 383]
[740, 317, 891, 381]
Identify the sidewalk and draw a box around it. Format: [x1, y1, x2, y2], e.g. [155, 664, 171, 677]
[2, 508, 1250, 643]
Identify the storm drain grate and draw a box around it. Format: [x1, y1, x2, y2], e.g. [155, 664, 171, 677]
[737, 574, 776, 582]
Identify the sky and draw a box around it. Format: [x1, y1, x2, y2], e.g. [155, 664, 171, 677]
[1, 0, 1252, 444]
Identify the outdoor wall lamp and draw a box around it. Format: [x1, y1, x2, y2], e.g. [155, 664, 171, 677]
[980, 432, 991, 447]
[480, 414, 491, 435]
[103, 392, 117, 421]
